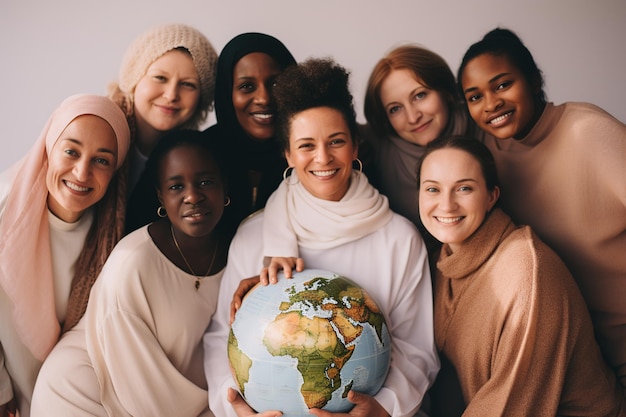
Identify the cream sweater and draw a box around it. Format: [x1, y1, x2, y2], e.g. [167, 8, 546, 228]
[0, 167, 91, 416]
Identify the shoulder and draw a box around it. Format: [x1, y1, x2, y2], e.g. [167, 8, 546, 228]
[555, 102, 625, 134]
[374, 212, 421, 240]
[387, 212, 420, 234]
[227, 210, 264, 252]
[92, 227, 163, 298]
[546, 102, 625, 173]
[237, 209, 264, 233]
[374, 213, 425, 252]
[493, 225, 572, 290]
[103, 227, 156, 271]
[560, 101, 618, 118]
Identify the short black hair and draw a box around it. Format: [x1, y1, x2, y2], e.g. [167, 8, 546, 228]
[458, 27, 546, 104]
[146, 129, 228, 191]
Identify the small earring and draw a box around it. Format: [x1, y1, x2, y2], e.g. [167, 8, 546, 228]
[283, 167, 299, 185]
[156, 206, 167, 218]
[282, 167, 293, 181]
[224, 197, 231, 207]
[353, 158, 363, 173]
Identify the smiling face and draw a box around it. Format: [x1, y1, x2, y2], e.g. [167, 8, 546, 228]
[418, 147, 499, 253]
[379, 68, 449, 146]
[232, 52, 282, 141]
[156, 144, 225, 239]
[461, 53, 538, 139]
[133, 49, 201, 151]
[285, 107, 358, 201]
[46, 115, 118, 223]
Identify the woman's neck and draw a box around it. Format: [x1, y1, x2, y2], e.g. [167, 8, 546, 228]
[46, 194, 84, 223]
[513, 100, 546, 140]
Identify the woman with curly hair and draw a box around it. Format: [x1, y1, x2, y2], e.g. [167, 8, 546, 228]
[204, 58, 438, 417]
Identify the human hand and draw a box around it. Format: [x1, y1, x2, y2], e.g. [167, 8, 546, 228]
[228, 387, 282, 417]
[230, 276, 261, 325]
[260, 257, 305, 285]
[308, 390, 390, 417]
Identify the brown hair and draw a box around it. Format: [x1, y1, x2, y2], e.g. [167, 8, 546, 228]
[62, 168, 127, 332]
[364, 45, 462, 139]
[416, 136, 500, 194]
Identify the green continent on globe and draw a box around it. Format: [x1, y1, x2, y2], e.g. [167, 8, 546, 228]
[228, 329, 253, 394]
[262, 276, 386, 409]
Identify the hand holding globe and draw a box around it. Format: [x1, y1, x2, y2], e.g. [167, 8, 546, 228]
[228, 269, 392, 417]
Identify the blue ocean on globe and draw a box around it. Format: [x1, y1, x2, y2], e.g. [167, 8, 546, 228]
[228, 269, 391, 417]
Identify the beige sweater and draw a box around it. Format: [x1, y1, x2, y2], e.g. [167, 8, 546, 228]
[31, 227, 219, 417]
[482, 102, 626, 394]
[434, 209, 624, 416]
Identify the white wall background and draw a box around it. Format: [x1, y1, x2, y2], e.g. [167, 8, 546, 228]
[1, 0, 624, 170]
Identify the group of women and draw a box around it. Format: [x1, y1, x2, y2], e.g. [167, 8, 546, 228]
[0, 21, 623, 417]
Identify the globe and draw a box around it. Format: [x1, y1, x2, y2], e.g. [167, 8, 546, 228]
[228, 269, 391, 417]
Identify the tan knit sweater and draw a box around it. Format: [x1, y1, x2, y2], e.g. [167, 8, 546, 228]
[482, 102, 626, 394]
[434, 209, 625, 416]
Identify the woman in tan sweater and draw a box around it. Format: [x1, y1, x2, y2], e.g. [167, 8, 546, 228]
[417, 137, 624, 416]
[457, 28, 626, 396]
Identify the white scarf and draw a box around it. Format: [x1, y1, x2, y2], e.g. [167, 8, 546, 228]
[263, 171, 393, 257]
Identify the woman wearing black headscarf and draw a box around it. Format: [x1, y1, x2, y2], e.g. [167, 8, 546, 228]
[205, 32, 296, 238]
[125, 32, 296, 242]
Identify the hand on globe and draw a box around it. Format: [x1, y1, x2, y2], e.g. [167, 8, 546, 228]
[260, 257, 305, 284]
[308, 390, 390, 417]
[230, 276, 261, 324]
[228, 387, 283, 417]
[229, 269, 392, 417]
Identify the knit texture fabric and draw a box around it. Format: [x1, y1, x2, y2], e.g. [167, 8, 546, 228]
[118, 23, 217, 113]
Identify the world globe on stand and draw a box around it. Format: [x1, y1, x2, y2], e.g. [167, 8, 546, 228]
[228, 269, 391, 417]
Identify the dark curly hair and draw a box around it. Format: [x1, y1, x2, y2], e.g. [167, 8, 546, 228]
[272, 57, 358, 150]
[146, 129, 228, 191]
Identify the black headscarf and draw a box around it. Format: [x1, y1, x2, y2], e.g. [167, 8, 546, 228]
[206, 32, 296, 218]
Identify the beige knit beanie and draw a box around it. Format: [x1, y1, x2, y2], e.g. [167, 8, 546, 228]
[118, 23, 218, 113]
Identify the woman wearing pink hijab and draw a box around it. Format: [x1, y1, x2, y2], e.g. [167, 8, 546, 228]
[0, 94, 130, 417]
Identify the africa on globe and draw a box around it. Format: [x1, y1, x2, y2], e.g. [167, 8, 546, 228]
[228, 269, 391, 417]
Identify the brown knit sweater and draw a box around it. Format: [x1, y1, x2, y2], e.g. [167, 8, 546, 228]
[434, 209, 625, 416]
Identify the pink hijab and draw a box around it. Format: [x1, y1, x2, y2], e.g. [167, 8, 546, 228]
[0, 94, 130, 360]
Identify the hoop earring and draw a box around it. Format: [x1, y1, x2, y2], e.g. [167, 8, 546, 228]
[283, 167, 299, 185]
[156, 206, 167, 218]
[353, 158, 363, 173]
[282, 167, 292, 181]
[224, 197, 231, 207]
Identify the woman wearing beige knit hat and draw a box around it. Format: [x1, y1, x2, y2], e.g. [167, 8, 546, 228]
[108, 23, 218, 196]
